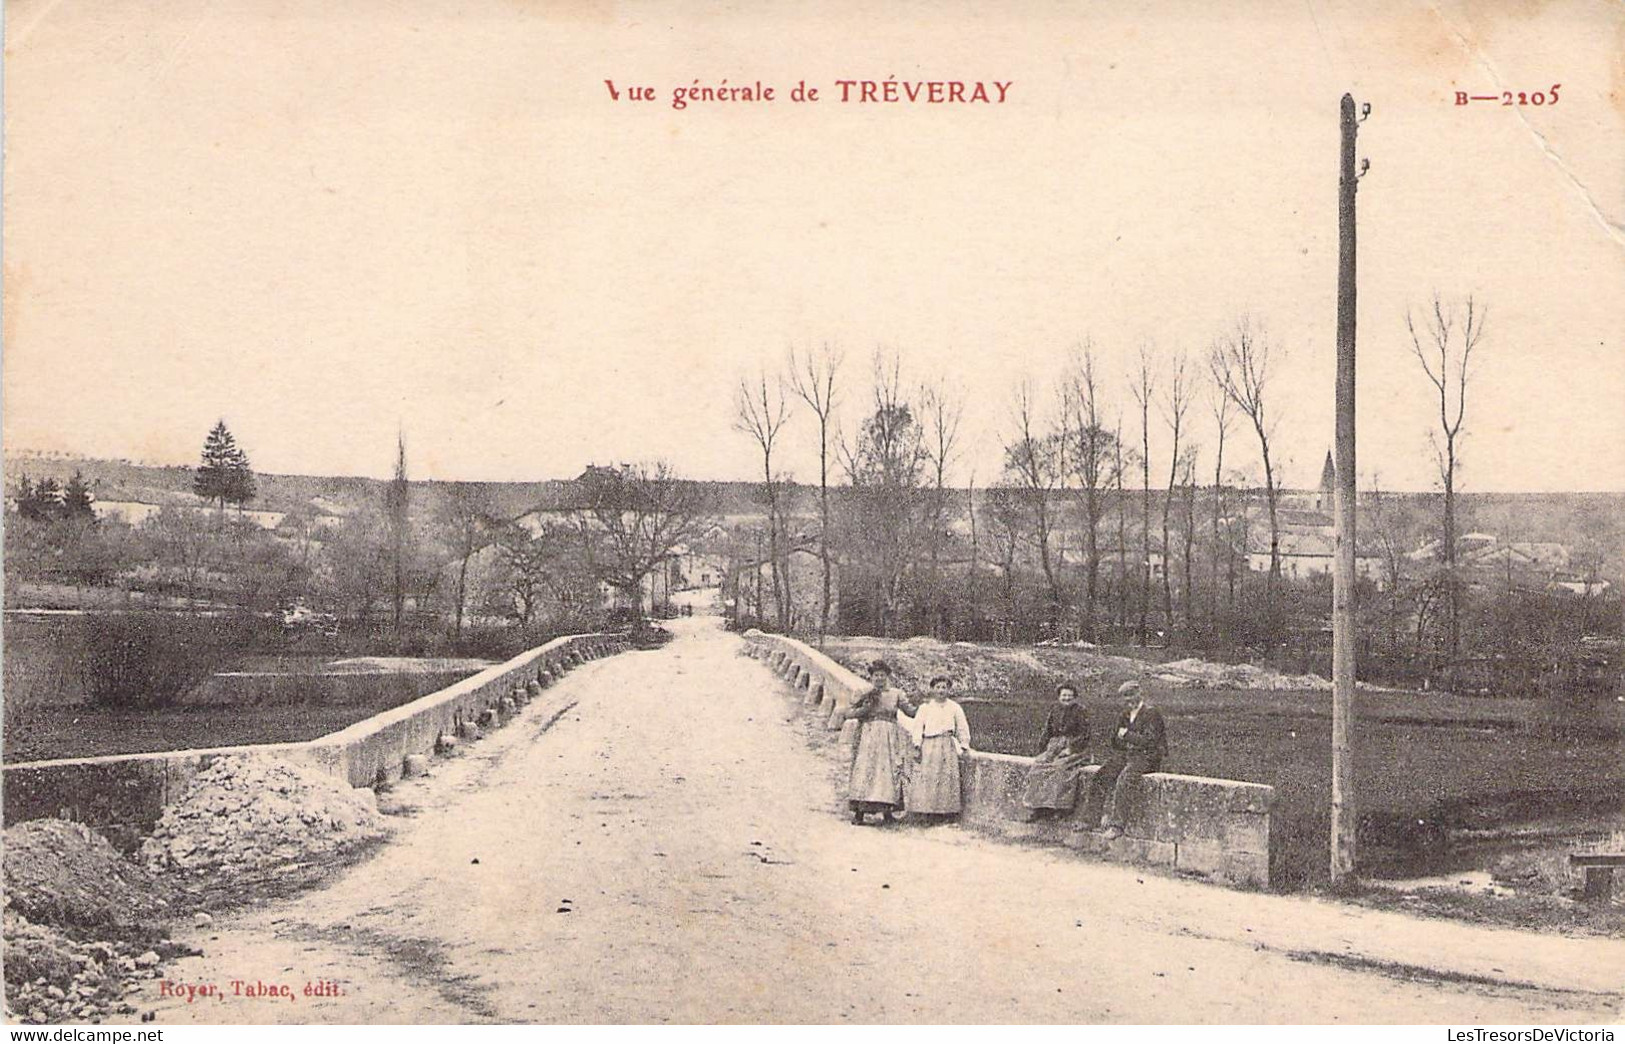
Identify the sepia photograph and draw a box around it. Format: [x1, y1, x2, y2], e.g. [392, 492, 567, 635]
[2, 0, 1622, 1030]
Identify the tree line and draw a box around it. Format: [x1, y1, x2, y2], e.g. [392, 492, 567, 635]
[5, 423, 715, 657]
[730, 298, 1619, 684]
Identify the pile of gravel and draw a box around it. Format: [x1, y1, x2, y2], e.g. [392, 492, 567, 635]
[1156, 657, 1333, 691]
[3, 907, 191, 1024]
[139, 754, 388, 877]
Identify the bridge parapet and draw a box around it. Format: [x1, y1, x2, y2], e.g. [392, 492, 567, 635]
[742, 629, 870, 731]
[744, 631, 1277, 890]
[3, 632, 628, 846]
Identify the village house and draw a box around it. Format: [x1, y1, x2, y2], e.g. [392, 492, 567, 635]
[1408, 532, 1607, 597]
[1246, 452, 1386, 586]
[87, 498, 286, 530]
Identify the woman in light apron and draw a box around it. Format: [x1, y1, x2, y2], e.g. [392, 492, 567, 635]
[905, 675, 972, 819]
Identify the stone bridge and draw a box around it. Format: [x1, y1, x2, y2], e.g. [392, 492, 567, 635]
[4, 615, 1619, 1024]
[2, 632, 625, 847]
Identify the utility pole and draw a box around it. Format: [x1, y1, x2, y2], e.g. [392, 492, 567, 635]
[1332, 93, 1370, 886]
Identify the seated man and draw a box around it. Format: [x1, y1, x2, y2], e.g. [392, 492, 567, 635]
[1020, 681, 1090, 818]
[1081, 680, 1167, 839]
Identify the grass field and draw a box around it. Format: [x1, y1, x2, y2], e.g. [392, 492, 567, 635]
[827, 636, 1625, 891]
[3, 665, 483, 762]
[2, 610, 491, 762]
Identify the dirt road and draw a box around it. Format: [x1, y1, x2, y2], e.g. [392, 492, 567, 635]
[134, 616, 1623, 1024]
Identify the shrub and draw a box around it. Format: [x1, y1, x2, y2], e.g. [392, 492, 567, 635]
[78, 612, 259, 708]
[626, 623, 673, 650]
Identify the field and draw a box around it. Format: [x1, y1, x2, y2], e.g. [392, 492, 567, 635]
[826, 636, 1625, 891]
[3, 613, 490, 762]
[4, 662, 485, 762]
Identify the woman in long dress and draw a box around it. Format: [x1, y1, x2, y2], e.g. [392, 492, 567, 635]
[844, 660, 917, 825]
[905, 674, 972, 819]
[1020, 680, 1091, 816]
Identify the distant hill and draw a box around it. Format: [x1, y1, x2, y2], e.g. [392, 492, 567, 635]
[0, 451, 779, 524]
[5, 452, 1620, 569]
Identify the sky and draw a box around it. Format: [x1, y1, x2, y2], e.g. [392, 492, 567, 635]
[4, 0, 1623, 492]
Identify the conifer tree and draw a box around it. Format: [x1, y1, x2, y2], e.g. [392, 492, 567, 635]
[193, 420, 257, 511]
[62, 471, 96, 519]
[23, 477, 64, 521]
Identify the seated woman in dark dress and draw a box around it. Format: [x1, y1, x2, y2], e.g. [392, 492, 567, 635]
[1020, 681, 1091, 818]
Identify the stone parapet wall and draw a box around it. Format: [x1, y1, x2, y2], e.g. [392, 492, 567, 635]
[2, 633, 625, 844]
[744, 631, 1277, 890]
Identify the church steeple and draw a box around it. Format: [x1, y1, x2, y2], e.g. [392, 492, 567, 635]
[1316, 450, 1336, 511]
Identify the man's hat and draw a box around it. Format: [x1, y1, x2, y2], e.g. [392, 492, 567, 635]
[1117, 680, 1143, 697]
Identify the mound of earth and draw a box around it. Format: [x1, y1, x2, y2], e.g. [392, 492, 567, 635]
[139, 754, 388, 878]
[3, 819, 173, 937]
[830, 637, 1097, 696]
[830, 636, 1341, 697]
[2, 820, 184, 1023]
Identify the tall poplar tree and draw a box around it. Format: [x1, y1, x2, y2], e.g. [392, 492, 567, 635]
[386, 434, 410, 634]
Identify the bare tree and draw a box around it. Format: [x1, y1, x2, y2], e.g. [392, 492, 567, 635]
[839, 352, 927, 636]
[1407, 293, 1486, 660]
[787, 343, 843, 643]
[495, 523, 550, 628]
[1365, 474, 1414, 657]
[1113, 414, 1129, 634]
[1003, 380, 1066, 630]
[1207, 380, 1235, 628]
[495, 520, 596, 628]
[575, 462, 714, 616]
[1212, 319, 1284, 626]
[320, 505, 393, 625]
[735, 372, 791, 632]
[966, 470, 980, 638]
[1567, 499, 1618, 638]
[1179, 445, 1200, 636]
[1063, 346, 1118, 642]
[921, 380, 964, 637]
[441, 484, 497, 638]
[149, 505, 215, 605]
[1158, 351, 1191, 636]
[1130, 348, 1157, 644]
[984, 484, 1026, 629]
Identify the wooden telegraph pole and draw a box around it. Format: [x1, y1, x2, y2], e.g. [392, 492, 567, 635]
[1332, 93, 1369, 885]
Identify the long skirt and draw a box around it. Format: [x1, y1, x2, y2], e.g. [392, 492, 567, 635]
[847, 719, 905, 809]
[906, 735, 964, 814]
[1021, 738, 1089, 810]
